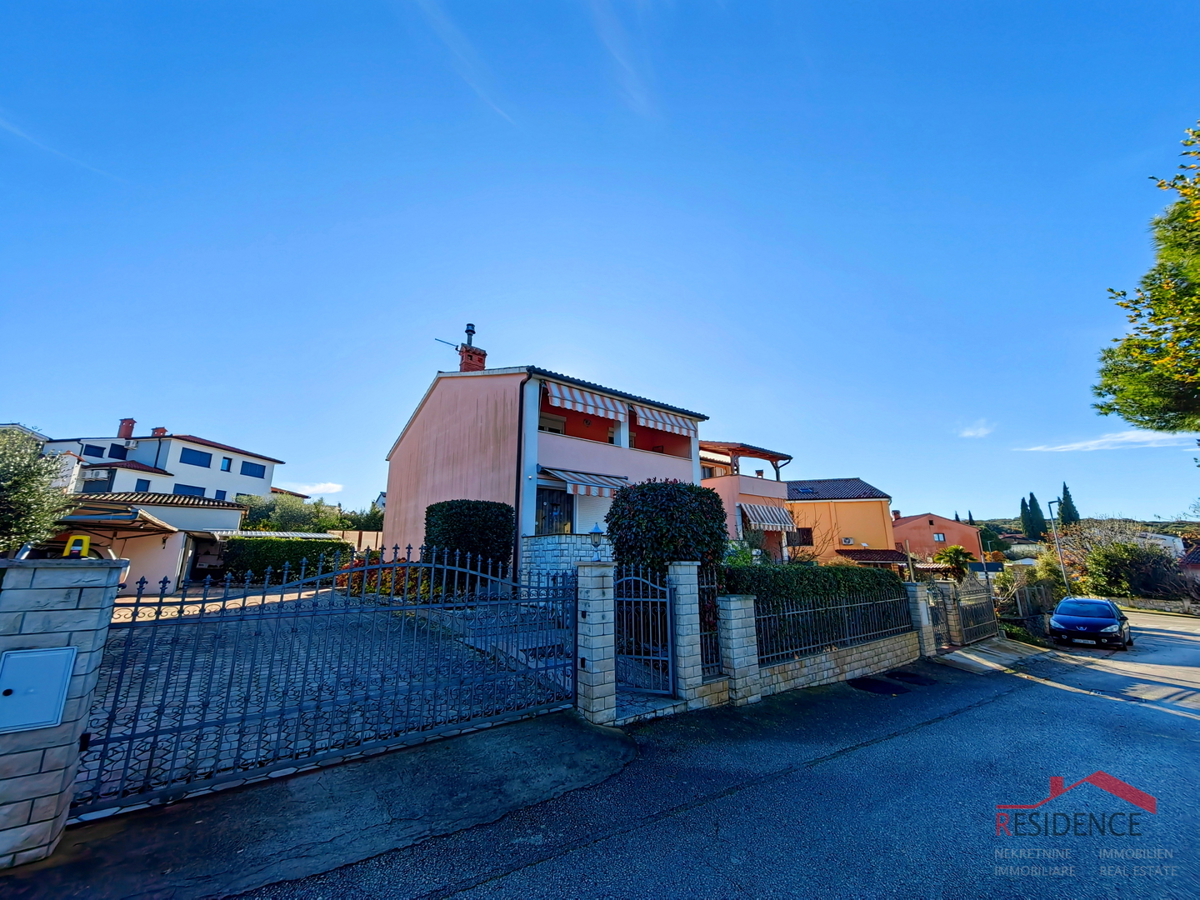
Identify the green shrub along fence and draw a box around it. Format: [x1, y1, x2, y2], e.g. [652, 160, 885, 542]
[721, 564, 913, 664]
[222, 537, 354, 580]
[424, 500, 515, 566]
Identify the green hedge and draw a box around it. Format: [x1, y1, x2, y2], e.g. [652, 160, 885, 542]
[720, 563, 905, 602]
[605, 480, 728, 572]
[424, 499, 515, 565]
[223, 537, 354, 580]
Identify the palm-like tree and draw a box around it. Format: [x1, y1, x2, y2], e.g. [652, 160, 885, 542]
[932, 545, 977, 581]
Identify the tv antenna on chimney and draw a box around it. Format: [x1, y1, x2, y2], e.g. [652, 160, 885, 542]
[434, 323, 477, 351]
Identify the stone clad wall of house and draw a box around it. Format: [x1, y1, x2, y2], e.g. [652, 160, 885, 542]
[522, 534, 612, 579]
[757, 632, 919, 697]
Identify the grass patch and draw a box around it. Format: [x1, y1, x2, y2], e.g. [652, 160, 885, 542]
[1000, 621, 1052, 648]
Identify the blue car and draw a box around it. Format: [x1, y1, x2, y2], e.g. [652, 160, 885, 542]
[1048, 598, 1133, 650]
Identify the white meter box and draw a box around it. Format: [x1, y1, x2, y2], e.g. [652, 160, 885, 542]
[0, 647, 77, 734]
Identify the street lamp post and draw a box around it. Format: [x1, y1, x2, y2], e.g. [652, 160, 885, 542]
[1046, 499, 1071, 597]
[982, 539, 993, 597]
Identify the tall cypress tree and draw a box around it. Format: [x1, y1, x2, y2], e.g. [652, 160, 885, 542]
[1059, 483, 1081, 525]
[954, 511, 961, 522]
[1019, 497, 1030, 536]
[1027, 493, 1048, 540]
[967, 510, 976, 525]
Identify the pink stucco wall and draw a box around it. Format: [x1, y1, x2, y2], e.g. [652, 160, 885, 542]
[701, 474, 788, 539]
[537, 432, 693, 484]
[384, 372, 526, 552]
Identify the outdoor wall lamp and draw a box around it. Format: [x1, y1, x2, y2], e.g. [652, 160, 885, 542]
[589, 523, 604, 561]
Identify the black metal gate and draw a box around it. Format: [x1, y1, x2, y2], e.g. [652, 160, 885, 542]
[956, 581, 999, 644]
[927, 583, 950, 647]
[73, 548, 576, 817]
[614, 566, 674, 695]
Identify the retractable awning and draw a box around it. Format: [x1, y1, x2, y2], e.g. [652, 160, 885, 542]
[631, 404, 698, 437]
[740, 503, 796, 532]
[539, 467, 629, 498]
[544, 381, 627, 421]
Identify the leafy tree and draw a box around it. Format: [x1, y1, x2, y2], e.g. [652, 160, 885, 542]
[1094, 122, 1200, 431]
[236, 493, 348, 534]
[977, 524, 1011, 553]
[1058, 483, 1081, 526]
[0, 431, 72, 555]
[424, 500, 514, 565]
[932, 544, 977, 581]
[1082, 542, 1181, 599]
[605, 480, 728, 572]
[343, 506, 384, 530]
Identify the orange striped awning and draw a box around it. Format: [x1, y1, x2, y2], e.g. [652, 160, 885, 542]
[544, 381, 627, 421]
[631, 404, 698, 438]
[539, 468, 628, 498]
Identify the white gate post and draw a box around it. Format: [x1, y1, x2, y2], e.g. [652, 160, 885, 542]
[575, 561, 616, 726]
[668, 562, 703, 705]
[0, 559, 123, 868]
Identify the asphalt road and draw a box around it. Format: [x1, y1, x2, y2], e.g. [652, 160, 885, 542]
[242, 610, 1200, 900]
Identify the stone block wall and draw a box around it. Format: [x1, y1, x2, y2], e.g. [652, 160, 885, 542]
[522, 534, 612, 579]
[0, 559, 123, 869]
[757, 631, 920, 698]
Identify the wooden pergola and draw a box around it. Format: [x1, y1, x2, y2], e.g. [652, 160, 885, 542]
[698, 441, 793, 480]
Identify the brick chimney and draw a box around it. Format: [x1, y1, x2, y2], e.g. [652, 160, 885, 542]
[151, 427, 167, 437]
[458, 322, 487, 372]
[118, 418, 136, 439]
[892, 510, 901, 521]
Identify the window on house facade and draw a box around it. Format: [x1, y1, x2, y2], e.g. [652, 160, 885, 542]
[534, 487, 573, 535]
[82, 444, 105, 458]
[933, 533, 946, 542]
[221, 457, 232, 472]
[173, 484, 206, 497]
[180, 447, 213, 468]
[107, 443, 128, 460]
[215, 490, 226, 501]
[787, 527, 814, 547]
[134, 478, 150, 492]
[240, 461, 266, 478]
[701, 466, 714, 479]
[538, 413, 566, 434]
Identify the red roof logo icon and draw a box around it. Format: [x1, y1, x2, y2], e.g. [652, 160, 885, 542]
[997, 771, 1156, 814]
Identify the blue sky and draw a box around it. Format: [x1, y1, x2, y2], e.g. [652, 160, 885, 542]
[2, 1, 1196, 521]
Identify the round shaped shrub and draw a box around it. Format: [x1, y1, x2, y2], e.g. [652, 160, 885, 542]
[424, 499, 515, 565]
[604, 480, 728, 572]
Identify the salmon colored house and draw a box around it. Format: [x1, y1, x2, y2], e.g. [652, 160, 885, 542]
[383, 329, 706, 566]
[891, 511, 984, 561]
[698, 441, 796, 560]
[784, 478, 908, 570]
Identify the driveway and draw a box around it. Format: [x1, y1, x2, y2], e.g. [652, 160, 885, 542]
[242, 609, 1200, 899]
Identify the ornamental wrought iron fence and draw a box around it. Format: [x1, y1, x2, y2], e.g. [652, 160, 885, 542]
[698, 566, 721, 679]
[754, 584, 914, 666]
[73, 547, 575, 817]
[613, 566, 674, 696]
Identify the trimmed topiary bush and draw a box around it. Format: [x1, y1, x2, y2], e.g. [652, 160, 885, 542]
[223, 537, 354, 580]
[424, 499, 515, 565]
[604, 480, 728, 572]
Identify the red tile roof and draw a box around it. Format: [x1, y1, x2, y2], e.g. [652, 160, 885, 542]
[69, 492, 247, 510]
[168, 435, 285, 464]
[836, 548, 909, 563]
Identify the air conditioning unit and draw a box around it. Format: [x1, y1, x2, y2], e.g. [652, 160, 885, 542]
[82, 469, 110, 480]
[124, 440, 139, 449]
[841, 537, 855, 545]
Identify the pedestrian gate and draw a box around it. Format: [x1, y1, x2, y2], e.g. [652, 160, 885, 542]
[73, 548, 575, 817]
[613, 567, 674, 695]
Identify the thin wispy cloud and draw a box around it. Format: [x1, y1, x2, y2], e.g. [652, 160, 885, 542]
[1017, 431, 1194, 452]
[279, 482, 344, 495]
[413, 0, 513, 123]
[589, 0, 655, 117]
[958, 420, 994, 438]
[0, 112, 122, 180]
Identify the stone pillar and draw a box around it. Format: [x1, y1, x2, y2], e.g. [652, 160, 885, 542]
[717, 594, 761, 705]
[0, 559, 123, 869]
[575, 561, 616, 726]
[668, 562, 703, 705]
[903, 583, 939, 657]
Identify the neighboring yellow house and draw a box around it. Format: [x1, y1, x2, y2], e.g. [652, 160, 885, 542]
[784, 478, 908, 571]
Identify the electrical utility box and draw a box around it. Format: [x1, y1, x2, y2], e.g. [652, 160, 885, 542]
[0, 647, 77, 734]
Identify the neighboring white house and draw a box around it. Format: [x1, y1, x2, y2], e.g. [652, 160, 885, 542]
[1137, 532, 1185, 558]
[41, 417, 284, 501]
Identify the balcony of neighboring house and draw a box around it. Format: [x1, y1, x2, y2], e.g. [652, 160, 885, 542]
[699, 440, 795, 560]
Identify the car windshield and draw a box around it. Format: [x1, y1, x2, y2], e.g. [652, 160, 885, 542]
[1056, 601, 1113, 619]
